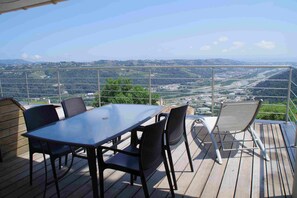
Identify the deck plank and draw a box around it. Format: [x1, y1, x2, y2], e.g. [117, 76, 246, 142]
[200, 133, 233, 198]
[184, 133, 218, 197]
[262, 124, 270, 198]
[273, 123, 294, 197]
[234, 132, 253, 198]
[267, 123, 284, 197]
[217, 133, 243, 198]
[251, 124, 265, 198]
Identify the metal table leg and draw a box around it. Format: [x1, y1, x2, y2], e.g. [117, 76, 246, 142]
[87, 148, 99, 198]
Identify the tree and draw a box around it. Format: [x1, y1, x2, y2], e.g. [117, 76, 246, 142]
[92, 78, 159, 107]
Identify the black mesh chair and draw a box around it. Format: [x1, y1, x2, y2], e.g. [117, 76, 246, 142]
[61, 97, 87, 118]
[97, 119, 175, 198]
[23, 105, 74, 198]
[158, 104, 194, 190]
[61, 97, 88, 158]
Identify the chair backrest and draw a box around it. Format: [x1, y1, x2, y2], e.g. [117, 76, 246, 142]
[23, 105, 59, 131]
[215, 100, 261, 132]
[166, 105, 188, 145]
[139, 119, 166, 170]
[61, 97, 87, 118]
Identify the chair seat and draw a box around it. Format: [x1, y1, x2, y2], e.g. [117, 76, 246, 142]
[105, 146, 140, 173]
[197, 116, 217, 130]
[31, 142, 71, 156]
[106, 153, 139, 172]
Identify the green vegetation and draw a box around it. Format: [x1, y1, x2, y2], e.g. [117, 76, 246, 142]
[257, 102, 286, 120]
[257, 100, 297, 121]
[92, 78, 160, 107]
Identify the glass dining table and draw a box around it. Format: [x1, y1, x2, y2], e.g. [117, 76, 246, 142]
[23, 103, 165, 198]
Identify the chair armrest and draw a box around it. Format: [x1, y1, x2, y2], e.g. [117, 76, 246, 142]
[99, 145, 139, 156]
[133, 125, 145, 132]
[111, 135, 131, 146]
[157, 112, 169, 121]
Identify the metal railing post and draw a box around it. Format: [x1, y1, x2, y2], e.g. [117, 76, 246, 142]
[57, 69, 62, 102]
[285, 67, 292, 123]
[149, 69, 152, 105]
[211, 67, 215, 116]
[25, 72, 30, 105]
[97, 70, 101, 107]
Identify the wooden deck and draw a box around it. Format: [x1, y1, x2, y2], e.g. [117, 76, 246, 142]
[0, 118, 294, 198]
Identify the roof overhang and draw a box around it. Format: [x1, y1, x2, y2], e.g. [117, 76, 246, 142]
[0, 0, 65, 14]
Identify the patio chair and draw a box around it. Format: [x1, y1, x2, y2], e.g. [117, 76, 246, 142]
[195, 100, 270, 164]
[61, 97, 87, 158]
[61, 97, 87, 118]
[158, 104, 194, 190]
[23, 105, 74, 198]
[97, 119, 175, 198]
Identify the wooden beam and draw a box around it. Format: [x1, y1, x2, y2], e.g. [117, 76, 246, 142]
[0, 0, 65, 14]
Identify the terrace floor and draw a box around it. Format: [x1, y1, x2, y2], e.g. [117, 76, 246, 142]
[0, 118, 295, 198]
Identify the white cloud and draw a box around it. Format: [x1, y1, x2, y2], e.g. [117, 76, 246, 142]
[218, 36, 228, 42]
[200, 45, 211, 51]
[21, 53, 42, 60]
[21, 53, 28, 59]
[33, 55, 42, 60]
[213, 41, 218, 45]
[255, 40, 275, 49]
[221, 41, 245, 53]
[231, 41, 245, 49]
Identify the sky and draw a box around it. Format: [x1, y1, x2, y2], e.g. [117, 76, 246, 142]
[0, 0, 297, 62]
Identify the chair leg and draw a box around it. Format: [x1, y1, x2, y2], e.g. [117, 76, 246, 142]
[59, 157, 62, 169]
[209, 132, 223, 164]
[99, 168, 105, 198]
[163, 152, 175, 197]
[50, 157, 60, 198]
[42, 152, 48, 198]
[248, 127, 270, 161]
[200, 120, 223, 164]
[29, 152, 33, 185]
[140, 173, 149, 198]
[183, 133, 194, 172]
[130, 174, 134, 185]
[112, 138, 117, 154]
[166, 146, 178, 190]
[130, 174, 137, 185]
[64, 154, 68, 166]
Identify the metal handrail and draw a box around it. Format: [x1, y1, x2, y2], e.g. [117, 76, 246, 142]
[0, 65, 294, 120]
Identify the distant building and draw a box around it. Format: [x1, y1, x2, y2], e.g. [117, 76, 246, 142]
[228, 93, 236, 100]
[197, 107, 211, 115]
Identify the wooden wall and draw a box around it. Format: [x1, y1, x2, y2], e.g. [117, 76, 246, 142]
[0, 98, 28, 162]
